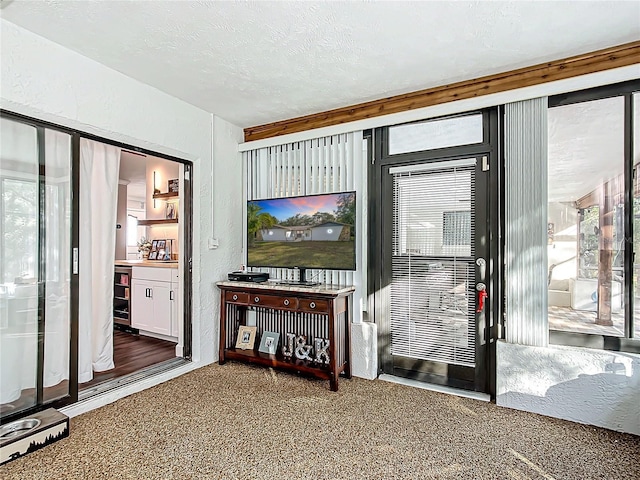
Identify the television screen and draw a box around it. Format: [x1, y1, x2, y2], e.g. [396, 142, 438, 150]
[247, 191, 356, 271]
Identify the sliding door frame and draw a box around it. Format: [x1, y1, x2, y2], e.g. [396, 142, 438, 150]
[0, 109, 194, 423]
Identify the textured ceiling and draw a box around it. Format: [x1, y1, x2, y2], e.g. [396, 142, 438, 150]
[1, 1, 639, 128]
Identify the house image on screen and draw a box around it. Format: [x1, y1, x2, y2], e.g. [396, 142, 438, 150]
[261, 222, 351, 242]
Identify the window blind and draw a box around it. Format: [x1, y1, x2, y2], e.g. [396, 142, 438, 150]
[390, 163, 476, 367]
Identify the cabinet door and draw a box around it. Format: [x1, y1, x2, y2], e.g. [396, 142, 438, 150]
[170, 281, 180, 337]
[131, 279, 153, 330]
[150, 282, 172, 336]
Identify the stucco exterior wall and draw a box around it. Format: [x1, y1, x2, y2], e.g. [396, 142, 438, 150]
[496, 340, 640, 435]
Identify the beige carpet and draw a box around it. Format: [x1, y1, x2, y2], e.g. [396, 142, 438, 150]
[2, 363, 638, 480]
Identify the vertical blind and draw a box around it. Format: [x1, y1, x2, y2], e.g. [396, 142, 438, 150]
[390, 161, 477, 367]
[504, 97, 548, 347]
[243, 132, 365, 319]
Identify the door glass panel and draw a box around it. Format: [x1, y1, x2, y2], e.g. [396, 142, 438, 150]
[0, 119, 72, 418]
[42, 129, 72, 402]
[390, 160, 476, 367]
[0, 118, 39, 417]
[548, 96, 625, 336]
[388, 114, 483, 155]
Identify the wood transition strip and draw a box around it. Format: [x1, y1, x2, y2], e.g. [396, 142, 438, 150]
[244, 41, 640, 142]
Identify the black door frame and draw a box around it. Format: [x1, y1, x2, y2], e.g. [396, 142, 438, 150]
[0, 109, 194, 424]
[369, 108, 501, 396]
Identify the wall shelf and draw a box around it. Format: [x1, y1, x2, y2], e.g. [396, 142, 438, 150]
[138, 218, 178, 226]
[152, 192, 179, 200]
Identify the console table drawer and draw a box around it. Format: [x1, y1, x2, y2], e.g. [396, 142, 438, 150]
[225, 291, 249, 304]
[250, 294, 298, 310]
[298, 298, 330, 313]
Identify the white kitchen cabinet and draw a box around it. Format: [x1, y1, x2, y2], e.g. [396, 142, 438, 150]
[170, 278, 180, 337]
[131, 267, 179, 339]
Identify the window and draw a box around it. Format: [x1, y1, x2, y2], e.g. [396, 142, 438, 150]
[126, 214, 138, 246]
[547, 84, 639, 343]
[1, 178, 37, 283]
[443, 211, 471, 246]
[388, 114, 483, 155]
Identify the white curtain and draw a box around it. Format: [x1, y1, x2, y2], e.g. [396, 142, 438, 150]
[78, 139, 121, 383]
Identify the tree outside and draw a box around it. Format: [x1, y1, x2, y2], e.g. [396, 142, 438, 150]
[247, 202, 277, 246]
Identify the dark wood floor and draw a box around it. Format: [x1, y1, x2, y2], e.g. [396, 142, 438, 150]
[82, 330, 177, 388]
[1, 330, 176, 417]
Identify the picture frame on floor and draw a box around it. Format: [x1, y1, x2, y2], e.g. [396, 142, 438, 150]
[258, 331, 280, 355]
[235, 326, 257, 350]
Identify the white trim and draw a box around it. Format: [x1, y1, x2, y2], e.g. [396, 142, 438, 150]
[239, 64, 639, 152]
[389, 157, 477, 174]
[379, 374, 490, 402]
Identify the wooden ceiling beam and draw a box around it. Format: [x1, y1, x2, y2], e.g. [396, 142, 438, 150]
[244, 41, 640, 142]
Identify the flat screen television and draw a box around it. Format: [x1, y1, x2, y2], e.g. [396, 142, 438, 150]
[247, 191, 356, 284]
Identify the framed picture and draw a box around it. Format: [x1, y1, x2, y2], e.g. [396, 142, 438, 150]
[157, 240, 166, 250]
[148, 251, 158, 260]
[235, 326, 257, 350]
[258, 331, 280, 355]
[151, 240, 158, 251]
[166, 202, 177, 220]
[168, 179, 179, 193]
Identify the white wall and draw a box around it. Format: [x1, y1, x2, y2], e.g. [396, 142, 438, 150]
[497, 341, 640, 435]
[205, 115, 244, 359]
[0, 19, 240, 380]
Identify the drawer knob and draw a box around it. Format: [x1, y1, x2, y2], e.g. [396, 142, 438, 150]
[310, 302, 316, 309]
[254, 297, 260, 303]
[283, 299, 290, 306]
[232, 294, 238, 301]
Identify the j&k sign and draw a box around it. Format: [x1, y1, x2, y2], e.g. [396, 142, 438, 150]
[282, 333, 330, 365]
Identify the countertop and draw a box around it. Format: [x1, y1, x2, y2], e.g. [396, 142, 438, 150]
[115, 260, 179, 269]
[216, 280, 355, 295]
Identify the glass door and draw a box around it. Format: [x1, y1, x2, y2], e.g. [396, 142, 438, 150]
[0, 117, 72, 422]
[380, 156, 490, 391]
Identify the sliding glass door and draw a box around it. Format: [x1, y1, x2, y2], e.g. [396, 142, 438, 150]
[1, 109, 193, 423]
[0, 117, 73, 421]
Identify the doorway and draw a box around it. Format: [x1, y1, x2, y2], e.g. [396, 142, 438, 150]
[372, 109, 499, 393]
[78, 145, 188, 394]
